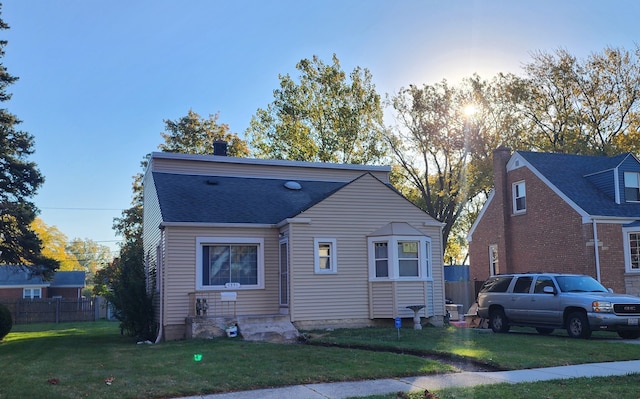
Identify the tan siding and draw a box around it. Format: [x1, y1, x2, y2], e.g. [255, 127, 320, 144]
[162, 226, 281, 327]
[142, 172, 164, 323]
[370, 282, 394, 318]
[150, 155, 389, 182]
[288, 174, 446, 322]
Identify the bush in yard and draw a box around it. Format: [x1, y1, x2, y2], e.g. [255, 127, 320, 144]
[0, 303, 12, 340]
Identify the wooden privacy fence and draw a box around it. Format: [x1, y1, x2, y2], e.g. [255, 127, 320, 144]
[444, 281, 475, 315]
[0, 297, 97, 324]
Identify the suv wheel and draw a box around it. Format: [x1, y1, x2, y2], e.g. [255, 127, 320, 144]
[566, 311, 592, 339]
[490, 308, 510, 333]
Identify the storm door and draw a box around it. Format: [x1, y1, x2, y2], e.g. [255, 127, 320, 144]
[279, 239, 289, 308]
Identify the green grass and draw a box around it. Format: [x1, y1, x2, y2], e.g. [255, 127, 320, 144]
[305, 325, 640, 369]
[0, 321, 451, 399]
[2, 322, 640, 399]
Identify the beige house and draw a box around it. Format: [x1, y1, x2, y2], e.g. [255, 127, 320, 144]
[143, 149, 446, 341]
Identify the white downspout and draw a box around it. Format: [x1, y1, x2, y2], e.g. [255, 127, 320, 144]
[154, 228, 164, 344]
[592, 219, 602, 282]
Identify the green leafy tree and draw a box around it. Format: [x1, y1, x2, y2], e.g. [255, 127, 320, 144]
[247, 54, 388, 164]
[388, 76, 508, 253]
[502, 46, 640, 155]
[0, 302, 11, 340]
[0, 7, 57, 277]
[159, 109, 250, 156]
[101, 157, 151, 338]
[30, 218, 82, 271]
[66, 238, 112, 294]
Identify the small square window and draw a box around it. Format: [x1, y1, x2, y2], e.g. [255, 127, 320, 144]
[314, 238, 337, 274]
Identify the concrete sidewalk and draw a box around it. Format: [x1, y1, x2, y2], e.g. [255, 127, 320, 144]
[176, 359, 640, 399]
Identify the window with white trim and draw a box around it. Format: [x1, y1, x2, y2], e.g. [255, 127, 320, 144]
[489, 245, 499, 276]
[196, 237, 264, 290]
[624, 230, 640, 272]
[314, 238, 337, 274]
[624, 172, 640, 202]
[23, 288, 41, 299]
[512, 181, 526, 214]
[368, 236, 432, 280]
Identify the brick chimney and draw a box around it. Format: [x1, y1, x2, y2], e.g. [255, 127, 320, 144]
[492, 146, 512, 274]
[213, 140, 228, 156]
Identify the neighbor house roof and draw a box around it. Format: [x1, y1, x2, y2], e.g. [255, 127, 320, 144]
[51, 271, 86, 288]
[0, 265, 49, 288]
[516, 151, 640, 218]
[153, 172, 350, 224]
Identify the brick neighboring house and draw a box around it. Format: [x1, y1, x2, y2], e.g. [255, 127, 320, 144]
[468, 147, 640, 295]
[0, 266, 86, 299]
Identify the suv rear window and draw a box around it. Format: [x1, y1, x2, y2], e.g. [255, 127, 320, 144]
[479, 276, 512, 293]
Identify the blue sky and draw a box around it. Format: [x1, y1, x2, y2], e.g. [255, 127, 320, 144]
[3, 0, 639, 255]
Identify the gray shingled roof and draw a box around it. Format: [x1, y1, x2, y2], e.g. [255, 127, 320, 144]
[51, 271, 86, 287]
[518, 151, 640, 218]
[0, 265, 48, 286]
[153, 172, 350, 224]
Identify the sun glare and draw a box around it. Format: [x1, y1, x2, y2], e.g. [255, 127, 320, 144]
[463, 104, 477, 117]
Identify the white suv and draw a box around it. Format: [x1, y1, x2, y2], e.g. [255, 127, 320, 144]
[476, 273, 640, 339]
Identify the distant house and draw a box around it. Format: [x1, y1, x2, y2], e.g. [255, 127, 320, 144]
[468, 147, 640, 295]
[49, 271, 86, 299]
[143, 149, 446, 341]
[0, 266, 86, 299]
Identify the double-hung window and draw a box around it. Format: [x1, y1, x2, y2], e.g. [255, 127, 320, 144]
[624, 172, 640, 202]
[314, 238, 337, 274]
[624, 228, 640, 273]
[196, 237, 264, 290]
[23, 288, 41, 299]
[512, 181, 526, 214]
[368, 236, 432, 281]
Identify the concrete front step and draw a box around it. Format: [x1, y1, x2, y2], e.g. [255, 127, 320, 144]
[237, 314, 300, 343]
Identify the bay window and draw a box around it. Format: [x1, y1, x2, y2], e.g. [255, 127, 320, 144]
[368, 235, 432, 281]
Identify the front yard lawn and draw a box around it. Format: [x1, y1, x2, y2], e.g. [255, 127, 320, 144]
[2, 321, 640, 399]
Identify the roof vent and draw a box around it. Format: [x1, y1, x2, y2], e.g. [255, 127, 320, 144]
[284, 181, 302, 190]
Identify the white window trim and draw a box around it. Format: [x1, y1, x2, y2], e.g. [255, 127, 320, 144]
[314, 238, 337, 274]
[623, 227, 640, 273]
[23, 287, 42, 299]
[196, 237, 264, 290]
[368, 235, 432, 281]
[624, 172, 640, 203]
[512, 181, 526, 214]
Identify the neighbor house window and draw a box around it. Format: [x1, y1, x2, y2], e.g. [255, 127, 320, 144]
[624, 230, 640, 272]
[196, 237, 264, 290]
[489, 245, 499, 275]
[512, 181, 526, 214]
[23, 288, 41, 299]
[314, 238, 337, 274]
[368, 236, 432, 281]
[624, 172, 640, 202]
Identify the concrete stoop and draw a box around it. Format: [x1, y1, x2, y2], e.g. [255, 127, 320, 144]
[237, 315, 301, 343]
